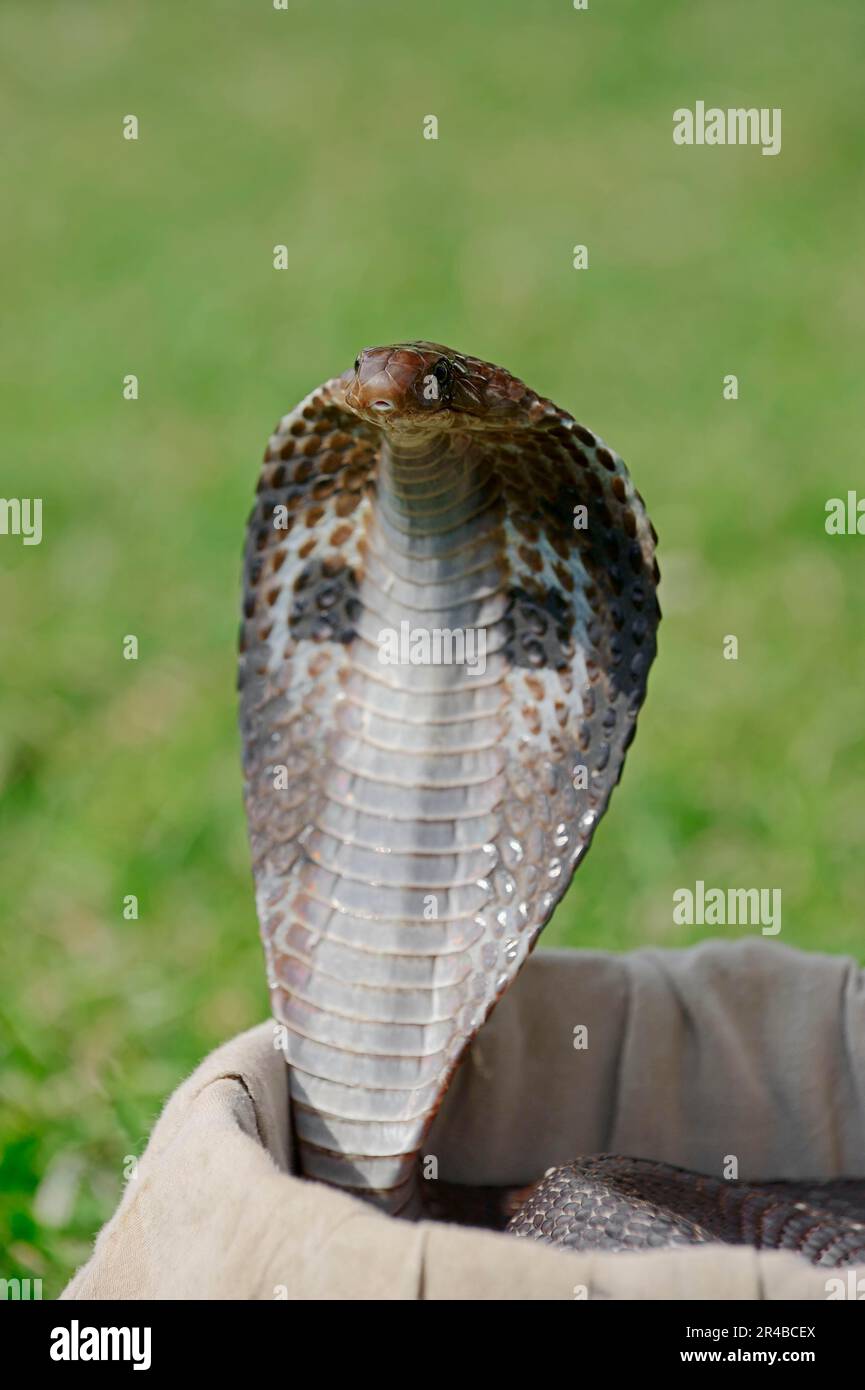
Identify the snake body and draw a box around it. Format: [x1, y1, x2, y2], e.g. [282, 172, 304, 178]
[507, 1157, 865, 1267]
[239, 341, 865, 1262]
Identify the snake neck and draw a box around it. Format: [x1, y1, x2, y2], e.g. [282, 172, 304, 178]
[289, 429, 509, 1216]
[378, 428, 493, 528]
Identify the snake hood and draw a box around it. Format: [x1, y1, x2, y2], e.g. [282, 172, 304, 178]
[239, 341, 660, 1215]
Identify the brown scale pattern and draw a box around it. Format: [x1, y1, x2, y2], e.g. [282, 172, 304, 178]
[507, 1157, 865, 1267]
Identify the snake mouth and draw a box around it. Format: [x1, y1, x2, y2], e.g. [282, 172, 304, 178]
[370, 399, 395, 413]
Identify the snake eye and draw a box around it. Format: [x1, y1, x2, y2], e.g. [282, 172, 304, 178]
[354, 355, 361, 373]
[432, 358, 451, 390]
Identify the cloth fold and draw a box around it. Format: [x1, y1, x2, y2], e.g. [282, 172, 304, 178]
[63, 939, 865, 1300]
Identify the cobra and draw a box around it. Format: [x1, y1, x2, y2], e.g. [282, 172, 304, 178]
[239, 341, 865, 1265]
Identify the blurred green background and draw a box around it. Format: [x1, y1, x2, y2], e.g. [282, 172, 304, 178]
[1, 0, 863, 1296]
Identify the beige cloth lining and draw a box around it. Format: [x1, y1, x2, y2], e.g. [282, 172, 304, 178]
[62, 939, 865, 1300]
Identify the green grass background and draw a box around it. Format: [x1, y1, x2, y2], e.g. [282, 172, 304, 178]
[1, 0, 863, 1295]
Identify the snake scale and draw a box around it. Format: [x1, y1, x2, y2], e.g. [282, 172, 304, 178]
[238, 341, 865, 1266]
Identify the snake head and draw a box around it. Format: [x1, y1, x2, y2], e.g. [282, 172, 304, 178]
[343, 341, 556, 433]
